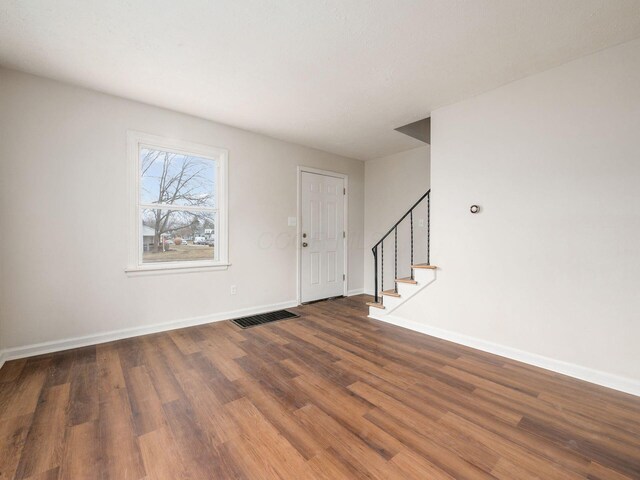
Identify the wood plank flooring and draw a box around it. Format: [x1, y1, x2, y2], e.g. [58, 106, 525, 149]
[1, 295, 639, 479]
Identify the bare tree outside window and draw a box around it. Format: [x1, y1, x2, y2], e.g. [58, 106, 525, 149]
[139, 148, 218, 263]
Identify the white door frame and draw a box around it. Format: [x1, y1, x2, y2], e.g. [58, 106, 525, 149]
[297, 166, 349, 304]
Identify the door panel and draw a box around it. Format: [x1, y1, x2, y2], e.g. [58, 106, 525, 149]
[301, 172, 345, 303]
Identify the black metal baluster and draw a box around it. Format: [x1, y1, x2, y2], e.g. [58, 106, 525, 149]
[410, 210, 414, 279]
[427, 191, 431, 265]
[394, 227, 398, 293]
[373, 246, 378, 303]
[381, 241, 384, 296]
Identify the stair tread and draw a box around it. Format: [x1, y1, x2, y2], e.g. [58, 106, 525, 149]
[366, 301, 385, 309]
[396, 277, 418, 284]
[381, 289, 401, 297]
[412, 263, 437, 269]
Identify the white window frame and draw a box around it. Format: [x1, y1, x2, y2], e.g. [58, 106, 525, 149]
[125, 131, 229, 275]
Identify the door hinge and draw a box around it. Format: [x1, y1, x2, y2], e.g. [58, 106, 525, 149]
[343, 274, 346, 281]
[343, 231, 346, 238]
[343, 187, 346, 195]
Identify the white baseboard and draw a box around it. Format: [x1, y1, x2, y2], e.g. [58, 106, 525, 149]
[347, 288, 365, 296]
[370, 313, 640, 398]
[0, 300, 299, 366]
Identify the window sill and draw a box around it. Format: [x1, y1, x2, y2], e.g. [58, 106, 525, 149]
[125, 263, 230, 277]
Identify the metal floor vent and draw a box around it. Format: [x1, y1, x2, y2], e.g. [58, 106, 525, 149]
[231, 309, 299, 329]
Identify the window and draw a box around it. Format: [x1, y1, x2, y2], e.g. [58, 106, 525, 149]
[127, 132, 228, 273]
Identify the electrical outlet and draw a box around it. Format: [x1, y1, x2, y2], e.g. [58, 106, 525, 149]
[230, 285, 237, 295]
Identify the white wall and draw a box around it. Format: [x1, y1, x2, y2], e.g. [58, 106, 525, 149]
[394, 39, 640, 388]
[0, 68, 364, 352]
[364, 146, 430, 294]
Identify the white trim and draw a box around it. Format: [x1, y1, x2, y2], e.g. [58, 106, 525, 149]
[125, 263, 230, 276]
[347, 288, 365, 296]
[0, 300, 297, 364]
[297, 166, 348, 179]
[369, 313, 640, 397]
[296, 166, 349, 304]
[126, 131, 229, 274]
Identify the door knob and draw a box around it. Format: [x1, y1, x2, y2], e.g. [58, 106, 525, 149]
[302, 242, 308, 247]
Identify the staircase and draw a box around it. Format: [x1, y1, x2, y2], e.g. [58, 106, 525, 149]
[367, 190, 437, 318]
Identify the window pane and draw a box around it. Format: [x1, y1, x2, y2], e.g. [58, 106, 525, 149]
[140, 148, 216, 208]
[141, 209, 218, 263]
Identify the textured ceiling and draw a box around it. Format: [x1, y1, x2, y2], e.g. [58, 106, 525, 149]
[1, 1, 640, 160]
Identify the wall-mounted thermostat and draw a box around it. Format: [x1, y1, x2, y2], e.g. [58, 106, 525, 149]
[470, 205, 480, 214]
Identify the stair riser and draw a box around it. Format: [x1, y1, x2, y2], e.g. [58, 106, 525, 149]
[382, 295, 403, 310]
[413, 268, 436, 284]
[397, 282, 419, 297]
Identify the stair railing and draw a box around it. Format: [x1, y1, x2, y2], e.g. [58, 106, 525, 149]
[372, 190, 430, 303]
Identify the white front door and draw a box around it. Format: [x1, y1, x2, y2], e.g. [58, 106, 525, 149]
[300, 171, 345, 303]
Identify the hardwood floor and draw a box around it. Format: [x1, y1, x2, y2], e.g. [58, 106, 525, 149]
[1, 295, 639, 479]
